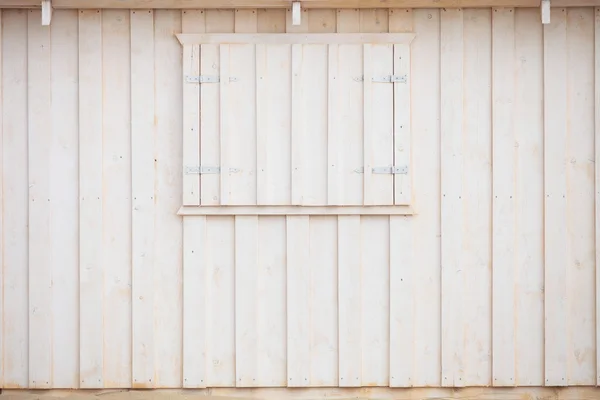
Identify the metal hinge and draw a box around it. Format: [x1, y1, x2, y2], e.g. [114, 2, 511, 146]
[372, 165, 408, 174]
[372, 75, 407, 83]
[185, 76, 239, 83]
[185, 165, 221, 174]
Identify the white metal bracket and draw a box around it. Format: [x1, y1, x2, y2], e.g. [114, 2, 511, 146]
[372, 165, 408, 174]
[541, 0, 550, 24]
[292, 2, 302, 26]
[41, 0, 52, 26]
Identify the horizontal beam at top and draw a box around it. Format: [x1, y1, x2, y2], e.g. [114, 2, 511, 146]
[1, 0, 598, 8]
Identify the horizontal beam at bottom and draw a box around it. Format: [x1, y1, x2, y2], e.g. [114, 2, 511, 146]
[3, 387, 600, 399]
[178, 205, 414, 215]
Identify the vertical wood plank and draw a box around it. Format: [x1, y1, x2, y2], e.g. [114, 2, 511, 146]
[256, 42, 292, 205]
[192, 10, 218, 206]
[462, 9, 493, 386]
[27, 9, 53, 388]
[205, 217, 236, 386]
[337, 216, 361, 387]
[183, 216, 207, 388]
[257, 6, 290, 206]
[491, 6, 516, 387]
[309, 217, 339, 386]
[288, 9, 332, 206]
[286, 216, 310, 387]
[290, 42, 329, 205]
[50, 10, 80, 388]
[389, 214, 413, 387]
[513, 8, 544, 386]
[181, 10, 207, 389]
[388, 8, 418, 388]
[543, 7, 568, 386]
[154, 9, 184, 388]
[393, 43, 411, 205]
[256, 217, 287, 386]
[131, 9, 156, 388]
[182, 39, 200, 206]
[2, 9, 29, 388]
[78, 8, 103, 389]
[408, 8, 442, 387]
[0, 9, 3, 387]
[596, 6, 600, 386]
[290, 43, 304, 205]
[234, 215, 259, 386]
[363, 43, 394, 205]
[221, 10, 257, 205]
[361, 216, 390, 386]
[328, 9, 363, 205]
[102, 10, 132, 388]
[440, 7, 464, 387]
[565, 7, 595, 386]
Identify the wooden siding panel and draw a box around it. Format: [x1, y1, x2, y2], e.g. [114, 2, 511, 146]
[131, 8, 156, 388]
[182, 216, 207, 388]
[308, 217, 339, 386]
[596, 6, 600, 386]
[286, 216, 311, 387]
[491, 6, 515, 386]
[50, 10, 80, 388]
[440, 7, 465, 387]
[27, 9, 53, 388]
[78, 8, 104, 389]
[337, 216, 362, 387]
[543, 7, 568, 386]
[256, 43, 292, 205]
[462, 9, 493, 386]
[154, 9, 184, 388]
[3, 6, 600, 391]
[514, 7, 544, 386]
[328, 9, 363, 205]
[102, 9, 133, 388]
[360, 217, 390, 386]
[409, 8, 441, 387]
[565, 7, 595, 386]
[206, 217, 236, 386]
[2, 9, 29, 389]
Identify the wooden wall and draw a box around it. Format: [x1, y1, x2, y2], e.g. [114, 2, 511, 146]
[0, 5, 597, 390]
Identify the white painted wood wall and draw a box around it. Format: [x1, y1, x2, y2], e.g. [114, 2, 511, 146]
[0, 5, 598, 390]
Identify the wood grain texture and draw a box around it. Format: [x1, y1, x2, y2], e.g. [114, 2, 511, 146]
[2, 9, 29, 389]
[50, 10, 80, 388]
[78, 8, 104, 389]
[440, 7, 465, 387]
[102, 9, 133, 388]
[491, 6, 515, 386]
[543, 7, 568, 386]
[131, 8, 156, 388]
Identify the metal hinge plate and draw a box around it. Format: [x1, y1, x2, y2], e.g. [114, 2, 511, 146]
[372, 165, 408, 174]
[372, 75, 407, 83]
[185, 166, 221, 174]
